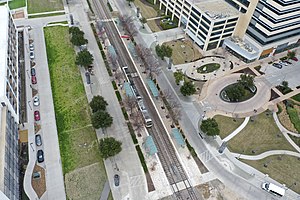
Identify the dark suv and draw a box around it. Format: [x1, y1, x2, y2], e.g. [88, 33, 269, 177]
[37, 150, 44, 163]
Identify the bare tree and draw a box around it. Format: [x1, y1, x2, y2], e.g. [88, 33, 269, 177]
[131, 110, 144, 136]
[123, 95, 137, 114]
[114, 69, 123, 85]
[119, 15, 137, 39]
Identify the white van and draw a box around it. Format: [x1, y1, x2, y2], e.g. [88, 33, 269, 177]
[262, 182, 285, 197]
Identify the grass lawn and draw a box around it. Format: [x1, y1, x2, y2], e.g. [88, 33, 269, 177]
[287, 106, 300, 133]
[228, 112, 296, 155]
[44, 26, 106, 198]
[242, 155, 300, 194]
[8, 0, 26, 9]
[27, 0, 63, 14]
[147, 19, 161, 32]
[197, 63, 220, 73]
[213, 115, 244, 139]
[292, 93, 300, 102]
[164, 40, 202, 65]
[134, 0, 158, 19]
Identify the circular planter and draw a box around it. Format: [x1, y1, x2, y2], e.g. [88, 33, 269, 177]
[197, 63, 220, 74]
[220, 83, 257, 103]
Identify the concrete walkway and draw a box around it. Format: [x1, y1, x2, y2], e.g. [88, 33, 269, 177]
[273, 113, 300, 153]
[232, 150, 300, 160]
[223, 117, 250, 142]
[99, 181, 110, 200]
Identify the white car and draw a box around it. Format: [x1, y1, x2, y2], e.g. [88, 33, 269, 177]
[33, 96, 40, 106]
[29, 43, 34, 51]
[279, 61, 288, 66]
[30, 51, 35, 60]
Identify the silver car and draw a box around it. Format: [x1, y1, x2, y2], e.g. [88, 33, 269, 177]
[35, 134, 42, 146]
[33, 96, 40, 106]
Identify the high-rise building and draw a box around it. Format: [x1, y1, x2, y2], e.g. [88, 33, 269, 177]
[0, 5, 20, 200]
[156, 0, 300, 62]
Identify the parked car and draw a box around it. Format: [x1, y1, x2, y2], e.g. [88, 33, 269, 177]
[279, 61, 288, 66]
[285, 60, 292, 64]
[114, 174, 120, 186]
[292, 57, 298, 61]
[30, 51, 35, 59]
[31, 67, 36, 76]
[29, 43, 34, 51]
[33, 96, 40, 106]
[37, 150, 44, 163]
[34, 110, 40, 121]
[35, 134, 42, 146]
[272, 63, 282, 69]
[31, 75, 37, 84]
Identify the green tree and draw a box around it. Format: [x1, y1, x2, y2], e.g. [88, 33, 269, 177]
[161, 44, 173, 58]
[280, 81, 291, 94]
[140, 17, 147, 29]
[180, 81, 196, 96]
[69, 27, 82, 35]
[70, 34, 88, 46]
[155, 44, 164, 59]
[91, 110, 113, 129]
[225, 83, 245, 102]
[75, 49, 94, 67]
[99, 137, 122, 159]
[200, 118, 220, 136]
[287, 51, 296, 60]
[90, 95, 108, 113]
[237, 74, 254, 88]
[173, 71, 184, 85]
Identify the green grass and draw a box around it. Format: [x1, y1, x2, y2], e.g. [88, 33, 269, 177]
[242, 155, 300, 194]
[8, 0, 26, 9]
[292, 93, 300, 102]
[44, 26, 103, 174]
[28, 12, 65, 18]
[197, 63, 220, 73]
[27, 0, 63, 13]
[214, 115, 244, 139]
[228, 112, 296, 155]
[287, 106, 300, 133]
[47, 21, 68, 25]
[133, 0, 158, 19]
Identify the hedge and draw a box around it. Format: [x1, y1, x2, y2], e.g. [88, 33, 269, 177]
[115, 91, 122, 102]
[135, 145, 148, 173]
[127, 122, 138, 144]
[121, 106, 128, 120]
[112, 81, 117, 90]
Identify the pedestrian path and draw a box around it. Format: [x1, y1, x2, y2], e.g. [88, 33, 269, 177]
[273, 113, 300, 153]
[99, 181, 110, 200]
[223, 117, 250, 142]
[232, 150, 300, 160]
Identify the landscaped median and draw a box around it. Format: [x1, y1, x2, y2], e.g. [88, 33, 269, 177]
[44, 26, 106, 199]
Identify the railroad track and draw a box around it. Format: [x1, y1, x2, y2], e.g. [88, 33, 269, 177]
[90, 1, 199, 199]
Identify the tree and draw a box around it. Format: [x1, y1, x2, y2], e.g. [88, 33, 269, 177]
[237, 74, 254, 88]
[75, 49, 94, 67]
[287, 50, 296, 60]
[155, 44, 164, 59]
[90, 95, 108, 113]
[200, 118, 220, 136]
[131, 111, 144, 135]
[180, 81, 196, 96]
[70, 33, 88, 46]
[225, 84, 245, 102]
[99, 137, 122, 159]
[91, 110, 113, 129]
[123, 95, 136, 114]
[140, 17, 147, 29]
[155, 44, 173, 59]
[174, 71, 184, 85]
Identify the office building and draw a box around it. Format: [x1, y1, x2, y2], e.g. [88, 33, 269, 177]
[0, 5, 20, 200]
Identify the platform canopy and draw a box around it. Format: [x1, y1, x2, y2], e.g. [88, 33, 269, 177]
[144, 135, 158, 155]
[147, 79, 159, 97]
[172, 128, 185, 147]
[124, 82, 134, 97]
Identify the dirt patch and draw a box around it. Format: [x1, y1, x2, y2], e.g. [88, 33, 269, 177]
[195, 179, 246, 200]
[194, 156, 209, 174]
[65, 162, 107, 200]
[145, 171, 155, 192]
[31, 164, 46, 198]
[277, 102, 297, 132]
[34, 123, 41, 134]
[13, 10, 25, 19]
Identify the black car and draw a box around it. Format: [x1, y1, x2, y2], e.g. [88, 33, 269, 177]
[272, 63, 282, 69]
[37, 150, 44, 163]
[35, 134, 42, 146]
[114, 174, 120, 186]
[31, 68, 36, 76]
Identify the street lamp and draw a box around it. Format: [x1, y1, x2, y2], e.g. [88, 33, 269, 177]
[30, 142, 34, 151]
[28, 100, 32, 110]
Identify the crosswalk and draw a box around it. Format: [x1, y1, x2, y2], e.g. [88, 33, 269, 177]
[199, 150, 214, 162]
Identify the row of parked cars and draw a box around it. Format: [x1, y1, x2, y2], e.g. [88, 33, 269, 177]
[29, 40, 45, 163]
[272, 59, 295, 69]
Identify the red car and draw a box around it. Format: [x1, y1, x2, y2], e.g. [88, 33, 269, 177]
[292, 57, 298, 61]
[34, 111, 40, 121]
[31, 75, 37, 84]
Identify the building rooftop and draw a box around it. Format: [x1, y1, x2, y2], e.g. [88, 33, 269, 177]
[194, 0, 239, 20]
[0, 6, 9, 99]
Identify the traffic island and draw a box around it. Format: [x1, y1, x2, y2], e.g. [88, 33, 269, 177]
[31, 164, 46, 198]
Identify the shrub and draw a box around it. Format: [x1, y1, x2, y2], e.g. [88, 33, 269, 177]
[112, 81, 117, 90]
[174, 71, 184, 85]
[121, 107, 129, 120]
[127, 122, 138, 144]
[287, 107, 300, 132]
[135, 145, 148, 173]
[277, 104, 282, 114]
[185, 139, 197, 157]
[115, 91, 122, 101]
[107, 2, 113, 12]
